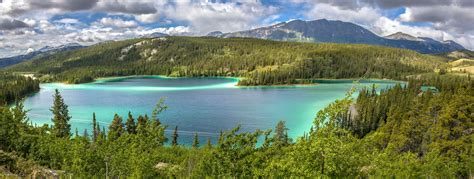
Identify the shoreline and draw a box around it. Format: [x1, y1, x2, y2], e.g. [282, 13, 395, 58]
[53, 74, 404, 87]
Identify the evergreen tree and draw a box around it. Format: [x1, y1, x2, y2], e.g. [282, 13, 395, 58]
[218, 129, 224, 144]
[206, 137, 212, 149]
[192, 132, 199, 148]
[125, 111, 136, 134]
[83, 129, 89, 139]
[172, 126, 178, 146]
[50, 89, 71, 138]
[92, 112, 97, 142]
[274, 121, 290, 146]
[108, 114, 124, 141]
[151, 98, 167, 126]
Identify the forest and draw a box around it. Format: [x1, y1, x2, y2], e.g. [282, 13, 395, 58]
[0, 73, 472, 177]
[0, 74, 40, 105]
[5, 37, 446, 85]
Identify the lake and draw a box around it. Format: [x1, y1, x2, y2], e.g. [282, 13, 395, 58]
[23, 76, 401, 145]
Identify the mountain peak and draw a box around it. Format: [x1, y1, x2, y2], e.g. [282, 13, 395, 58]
[385, 32, 423, 41]
[206, 31, 224, 37]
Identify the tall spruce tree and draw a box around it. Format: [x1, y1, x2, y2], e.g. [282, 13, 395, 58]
[274, 121, 290, 146]
[192, 132, 199, 148]
[92, 112, 97, 142]
[206, 137, 212, 149]
[50, 89, 71, 138]
[172, 126, 179, 146]
[108, 114, 124, 141]
[83, 129, 89, 139]
[125, 111, 136, 134]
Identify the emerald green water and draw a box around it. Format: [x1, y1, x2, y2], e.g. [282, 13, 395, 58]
[23, 76, 400, 145]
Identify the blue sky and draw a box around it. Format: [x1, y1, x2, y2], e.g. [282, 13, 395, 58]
[0, 0, 473, 57]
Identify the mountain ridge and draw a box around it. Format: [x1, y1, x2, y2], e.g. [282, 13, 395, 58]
[0, 43, 84, 68]
[209, 19, 466, 54]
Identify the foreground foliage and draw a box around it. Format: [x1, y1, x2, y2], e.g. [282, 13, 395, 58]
[0, 74, 472, 177]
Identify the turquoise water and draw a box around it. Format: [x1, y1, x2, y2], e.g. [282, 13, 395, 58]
[23, 76, 400, 145]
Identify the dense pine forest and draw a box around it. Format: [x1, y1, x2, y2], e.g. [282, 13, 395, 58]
[5, 37, 445, 85]
[0, 74, 40, 105]
[0, 73, 472, 177]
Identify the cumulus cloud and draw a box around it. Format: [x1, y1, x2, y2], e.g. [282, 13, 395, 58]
[30, 0, 98, 11]
[304, 3, 380, 26]
[361, 0, 474, 9]
[95, 17, 138, 28]
[399, 5, 474, 34]
[94, 0, 157, 14]
[55, 18, 81, 24]
[141, 26, 190, 36]
[163, 1, 278, 34]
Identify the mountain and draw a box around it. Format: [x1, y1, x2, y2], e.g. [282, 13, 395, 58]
[6, 36, 444, 84]
[385, 32, 422, 41]
[206, 31, 224, 37]
[215, 19, 465, 54]
[0, 43, 84, 68]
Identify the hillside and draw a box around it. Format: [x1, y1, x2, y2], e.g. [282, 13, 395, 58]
[6, 36, 445, 85]
[0, 43, 84, 68]
[213, 19, 465, 54]
[438, 50, 474, 60]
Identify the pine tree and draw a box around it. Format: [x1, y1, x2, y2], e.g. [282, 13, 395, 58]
[108, 114, 124, 141]
[218, 129, 224, 144]
[151, 98, 167, 126]
[192, 132, 199, 148]
[125, 111, 136, 134]
[83, 129, 89, 139]
[172, 126, 178, 146]
[92, 112, 97, 142]
[206, 137, 212, 148]
[50, 89, 71, 138]
[274, 121, 289, 146]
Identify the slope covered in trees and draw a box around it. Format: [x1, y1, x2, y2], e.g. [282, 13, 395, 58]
[6, 37, 445, 85]
[1, 74, 471, 177]
[0, 74, 40, 105]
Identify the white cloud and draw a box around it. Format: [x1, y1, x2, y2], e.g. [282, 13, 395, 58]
[139, 26, 190, 36]
[95, 17, 138, 28]
[26, 47, 34, 53]
[399, 5, 474, 34]
[0, 18, 191, 57]
[55, 18, 80, 24]
[304, 3, 380, 27]
[162, 1, 278, 34]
